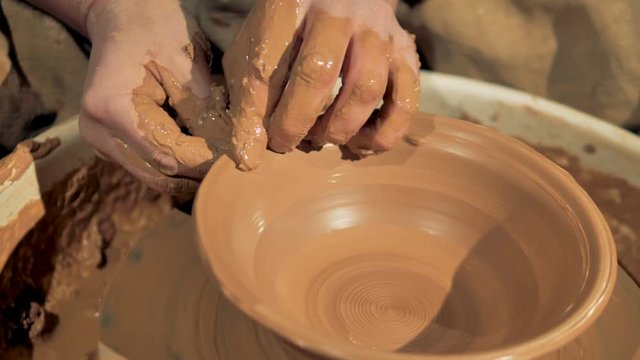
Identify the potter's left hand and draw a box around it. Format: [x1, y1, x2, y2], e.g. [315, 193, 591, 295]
[223, 0, 420, 170]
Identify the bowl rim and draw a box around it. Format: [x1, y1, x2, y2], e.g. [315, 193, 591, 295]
[194, 99, 617, 360]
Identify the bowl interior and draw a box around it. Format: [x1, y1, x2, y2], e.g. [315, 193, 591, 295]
[195, 114, 614, 358]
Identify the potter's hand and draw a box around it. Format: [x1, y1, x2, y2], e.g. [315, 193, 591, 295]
[78, 0, 219, 194]
[224, 0, 420, 170]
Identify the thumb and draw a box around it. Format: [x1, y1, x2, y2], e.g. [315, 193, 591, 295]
[151, 62, 233, 158]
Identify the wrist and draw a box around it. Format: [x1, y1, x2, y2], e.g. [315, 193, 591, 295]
[25, 0, 98, 37]
[86, 0, 116, 42]
[86, 0, 187, 42]
[83, 0, 103, 40]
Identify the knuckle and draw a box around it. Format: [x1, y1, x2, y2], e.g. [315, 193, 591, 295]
[82, 89, 128, 127]
[296, 52, 338, 88]
[351, 76, 386, 104]
[150, 176, 184, 195]
[145, 176, 167, 193]
[374, 0, 395, 18]
[81, 89, 106, 123]
[371, 135, 397, 151]
[77, 115, 95, 143]
[248, 54, 276, 84]
[165, 181, 186, 194]
[390, 29, 418, 58]
[326, 128, 353, 145]
[270, 123, 309, 152]
[279, 125, 308, 143]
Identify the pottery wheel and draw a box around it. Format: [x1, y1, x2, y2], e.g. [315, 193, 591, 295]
[98, 211, 640, 360]
[98, 211, 320, 360]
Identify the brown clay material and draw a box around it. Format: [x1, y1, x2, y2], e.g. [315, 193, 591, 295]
[126, 2, 421, 173]
[102, 210, 638, 360]
[131, 62, 228, 176]
[222, 1, 421, 169]
[195, 113, 617, 359]
[529, 144, 640, 285]
[22, 138, 61, 160]
[0, 138, 60, 272]
[101, 210, 323, 359]
[0, 158, 171, 358]
[0, 200, 44, 271]
[0, 138, 60, 188]
[222, 0, 301, 170]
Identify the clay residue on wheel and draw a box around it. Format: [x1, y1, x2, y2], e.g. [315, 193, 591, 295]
[0, 138, 60, 188]
[531, 145, 640, 285]
[0, 138, 61, 275]
[0, 158, 171, 358]
[456, 114, 640, 285]
[0, 200, 44, 273]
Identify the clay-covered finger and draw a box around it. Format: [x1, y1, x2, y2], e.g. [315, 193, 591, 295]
[309, 29, 389, 146]
[79, 114, 199, 194]
[268, 11, 353, 153]
[109, 64, 215, 179]
[222, 0, 301, 170]
[131, 95, 215, 179]
[347, 33, 420, 154]
[153, 64, 232, 163]
[85, 89, 215, 180]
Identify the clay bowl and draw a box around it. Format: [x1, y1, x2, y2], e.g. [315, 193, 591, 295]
[194, 114, 617, 359]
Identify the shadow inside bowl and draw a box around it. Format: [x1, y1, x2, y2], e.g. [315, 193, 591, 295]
[195, 115, 615, 359]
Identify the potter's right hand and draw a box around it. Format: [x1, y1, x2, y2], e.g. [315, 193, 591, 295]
[223, 0, 420, 170]
[78, 0, 219, 194]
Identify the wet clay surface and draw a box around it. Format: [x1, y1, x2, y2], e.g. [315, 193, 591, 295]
[123, 0, 420, 177]
[101, 211, 639, 360]
[457, 115, 640, 284]
[222, 0, 300, 170]
[0, 158, 171, 359]
[100, 211, 323, 360]
[0, 200, 45, 275]
[530, 144, 640, 285]
[0, 138, 60, 188]
[0, 139, 61, 270]
[222, 0, 421, 169]
[196, 114, 615, 358]
[0, 118, 635, 359]
[132, 61, 232, 176]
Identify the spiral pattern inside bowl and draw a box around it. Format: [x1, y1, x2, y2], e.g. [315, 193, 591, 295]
[196, 116, 614, 358]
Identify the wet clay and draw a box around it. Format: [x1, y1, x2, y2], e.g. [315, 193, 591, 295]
[0, 138, 60, 270]
[530, 145, 640, 285]
[0, 158, 171, 358]
[195, 114, 616, 358]
[222, 0, 301, 170]
[131, 61, 231, 174]
[0, 200, 44, 272]
[456, 115, 640, 285]
[222, 0, 420, 169]
[102, 211, 640, 360]
[100, 210, 323, 360]
[0, 138, 60, 188]
[126, 0, 420, 173]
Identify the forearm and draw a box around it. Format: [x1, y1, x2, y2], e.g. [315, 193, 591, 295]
[25, 0, 98, 37]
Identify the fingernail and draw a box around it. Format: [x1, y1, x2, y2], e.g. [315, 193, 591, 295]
[235, 141, 263, 171]
[154, 153, 179, 176]
[268, 136, 296, 154]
